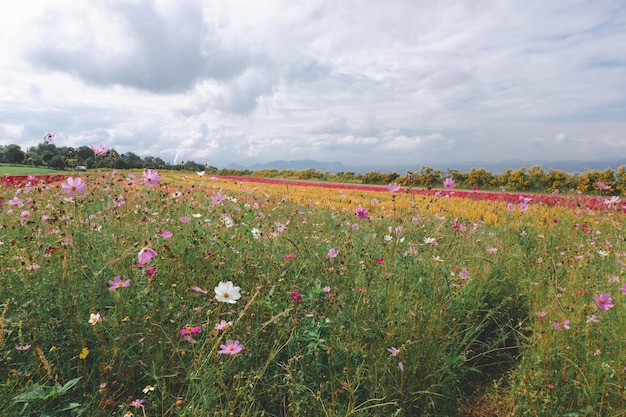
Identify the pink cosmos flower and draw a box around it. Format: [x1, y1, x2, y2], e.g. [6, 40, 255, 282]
[593, 293, 614, 310]
[143, 169, 161, 186]
[130, 399, 144, 409]
[536, 311, 548, 318]
[90, 144, 109, 156]
[215, 320, 233, 331]
[180, 326, 202, 337]
[160, 229, 173, 239]
[291, 291, 303, 303]
[386, 183, 402, 193]
[327, 248, 339, 258]
[15, 344, 31, 351]
[61, 177, 86, 196]
[620, 283, 626, 295]
[137, 247, 157, 266]
[108, 276, 130, 292]
[355, 206, 369, 219]
[595, 181, 611, 190]
[443, 177, 456, 190]
[191, 285, 209, 294]
[218, 339, 244, 355]
[459, 267, 469, 281]
[387, 347, 400, 357]
[145, 267, 157, 278]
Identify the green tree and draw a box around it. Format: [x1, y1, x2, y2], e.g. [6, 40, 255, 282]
[48, 155, 66, 170]
[3, 144, 25, 165]
[507, 168, 529, 190]
[527, 165, 547, 190]
[467, 168, 495, 188]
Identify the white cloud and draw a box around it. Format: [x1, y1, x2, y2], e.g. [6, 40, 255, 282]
[0, 0, 624, 167]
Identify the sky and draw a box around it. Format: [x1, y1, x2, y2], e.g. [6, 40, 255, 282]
[1, 0, 625, 169]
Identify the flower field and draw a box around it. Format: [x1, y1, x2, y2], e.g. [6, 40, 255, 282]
[1, 170, 626, 416]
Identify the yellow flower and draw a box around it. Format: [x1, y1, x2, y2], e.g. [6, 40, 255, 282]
[79, 347, 89, 360]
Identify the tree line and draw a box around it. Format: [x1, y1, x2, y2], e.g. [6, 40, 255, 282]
[1, 141, 624, 194]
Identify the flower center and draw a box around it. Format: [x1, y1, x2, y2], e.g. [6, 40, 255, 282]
[223, 292, 229, 298]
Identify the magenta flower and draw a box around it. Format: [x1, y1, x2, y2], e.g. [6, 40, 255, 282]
[536, 311, 548, 318]
[61, 177, 86, 196]
[218, 339, 244, 355]
[620, 283, 626, 295]
[145, 267, 158, 278]
[137, 247, 157, 266]
[180, 326, 202, 337]
[191, 285, 209, 294]
[327, 248, 339, 258]
[143, 169, 161, 186]
[443, 177, 456, 190]
[375, 257, 385, 264]
[593, 293, 614, 310]
[291, 291, 303, 303]
[355, 206, 369, 219]
[160, 230, 173, 239]
[108, 276, 130, 292]
[554, 319, 570, 330]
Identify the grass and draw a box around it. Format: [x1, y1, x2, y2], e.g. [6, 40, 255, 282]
[0, 164, 60, 176]
[0, 170, 625, 416]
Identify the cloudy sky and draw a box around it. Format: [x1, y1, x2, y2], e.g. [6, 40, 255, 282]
[1, 0, 625, 168]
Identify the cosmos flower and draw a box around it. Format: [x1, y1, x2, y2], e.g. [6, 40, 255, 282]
[214, 281, 241, 304]
[218, 339, 244, 355]
[61, 177, 86, 197]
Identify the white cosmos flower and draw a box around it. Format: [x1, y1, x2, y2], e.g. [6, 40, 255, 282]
[88, 312, 101, 325]
[214, 281, 241, 304]
[251, 228, 262, 239]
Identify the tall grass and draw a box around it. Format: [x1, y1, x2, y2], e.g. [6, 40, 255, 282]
[0, 171, 625, 416]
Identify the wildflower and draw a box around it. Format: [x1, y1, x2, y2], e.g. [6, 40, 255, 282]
[291, 291, 303, 303]
[222, 215, 234, 228]
[79, 347, 89, 359]
[160, 230, 173, 239]
[214, 320, 233, 331]
[593, 293, 614, 310]
[61, 177, 86, 197]
[327, 248, 339, 258]
[179, 216, 191, 223]
[387, 347, 400, 356]
[15, 344, 31, 351]
[536, 311, 547, 318]
[143, 169, 161, 186]
[459, 267, 469, 281]
[108, 276, 130, 292]
[595, 181, 611, 190]
[142, 385, 155, 394]
[586, 314, 600, 323]
[554, 319, 570, 330]
[145, 267, 157, 278]
[443, 177, 456, 190]
[398, 361, 404, 371]
[214, 281, 241, 304]
[218, 339, 244, 355]
[423, 237, 438, 246]
[375, 257, 385, 264]
[284, 253, 294, 260]
[137, 247, 157, 266]
[355, 206, 369, 219]
[90, 144, 109, 156]
[191, 285, 209, 294]
[620, 283, 626, 295]
[386, 183, 402, 192]
[130, 399, 144, 409]
[251, 228, 262, 239]
[487, 247, 498, 253]
[89, 312, 101, 325]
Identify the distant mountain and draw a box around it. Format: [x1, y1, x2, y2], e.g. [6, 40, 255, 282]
[224, 158, 626, 175]
[225, 159, 353, 173]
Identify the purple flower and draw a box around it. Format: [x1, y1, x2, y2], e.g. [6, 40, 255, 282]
[143, 169, 161, 186]
[459, 267, 469, 281]
[443, 177, 456, 190]
[593, 293, 614, 310]
[327, 248, 339, 258]
[595, 181, 611, 190]
[355, 206, 369, 219]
